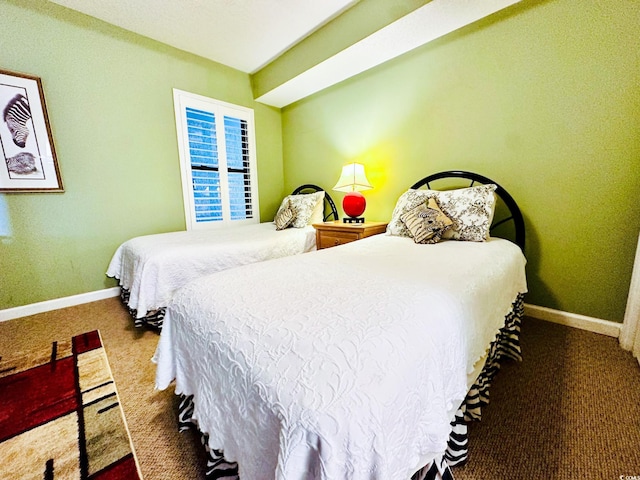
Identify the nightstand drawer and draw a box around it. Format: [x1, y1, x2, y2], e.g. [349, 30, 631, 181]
[318, 232, 360, 249]
[313, 221, 388, 250]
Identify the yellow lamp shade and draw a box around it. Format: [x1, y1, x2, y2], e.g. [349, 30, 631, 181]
[332, 163, 372, 193]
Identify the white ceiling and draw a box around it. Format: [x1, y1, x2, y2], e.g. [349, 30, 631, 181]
[47, 0, 522, 107]
[47, 0, 358, 73]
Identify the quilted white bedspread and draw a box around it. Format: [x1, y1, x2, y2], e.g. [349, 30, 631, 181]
[155, 235, 527, 479]
[107, 223, 316, 317]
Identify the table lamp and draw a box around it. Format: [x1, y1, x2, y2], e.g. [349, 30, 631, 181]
[333, 163, 372, 223]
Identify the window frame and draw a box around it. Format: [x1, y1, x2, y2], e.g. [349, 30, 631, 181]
[173, 88, 259, 230]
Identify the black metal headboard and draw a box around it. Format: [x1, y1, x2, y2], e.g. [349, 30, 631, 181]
[291, 184, 339, 222]
[411, 170, 525, 251]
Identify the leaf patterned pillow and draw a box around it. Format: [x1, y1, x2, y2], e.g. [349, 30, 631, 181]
[400, 198, 453, 244]
[387, 184, 497, 242]
[436, 184, 497, 242]
[274, 191, 324, 228]
[387, 189, 434, 237]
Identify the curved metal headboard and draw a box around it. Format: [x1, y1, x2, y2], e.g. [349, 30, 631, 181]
[291, 184, 339, 222]
[410, 170, 525, 251]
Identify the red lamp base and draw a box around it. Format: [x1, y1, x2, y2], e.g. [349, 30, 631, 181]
[342, 191, 366, 223]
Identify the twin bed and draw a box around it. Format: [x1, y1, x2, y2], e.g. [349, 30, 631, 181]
[107, 184, 338, 328]
[150, 171, 528, 480]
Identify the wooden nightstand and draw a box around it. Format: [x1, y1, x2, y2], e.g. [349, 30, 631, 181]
[312, 221, 388, 250]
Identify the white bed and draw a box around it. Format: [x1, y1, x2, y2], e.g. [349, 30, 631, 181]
[154, 171, 528, 480]
[107, 185, 338, 327]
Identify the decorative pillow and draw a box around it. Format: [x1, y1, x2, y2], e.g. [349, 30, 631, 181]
[274, 199, 296, 230]
[387, 184, 497, 242]
[436, 184, 497, 242]
[309, 190, 326, 224]
[400, 198, 453, 244]
[274, 191, 324, 228]
[387, 189, 433, 237]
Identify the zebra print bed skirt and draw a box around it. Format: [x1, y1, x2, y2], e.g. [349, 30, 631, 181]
[118, 288, 166, 329]
[176, 293, 525, 480]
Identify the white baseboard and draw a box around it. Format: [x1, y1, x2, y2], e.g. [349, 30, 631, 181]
[0, 287, 121, 322]
[524, 303, 622, 338]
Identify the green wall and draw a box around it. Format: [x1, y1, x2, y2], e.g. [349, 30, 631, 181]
[0, 0, 284, 309]
[2, 0, 639, 323]
[281, 0, 640, 322]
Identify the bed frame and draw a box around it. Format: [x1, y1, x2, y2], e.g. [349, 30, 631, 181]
[292, 184, 339, 222]
[411, 170, 525, 251]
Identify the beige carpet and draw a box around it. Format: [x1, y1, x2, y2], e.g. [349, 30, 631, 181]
[0, 297, 639, 479]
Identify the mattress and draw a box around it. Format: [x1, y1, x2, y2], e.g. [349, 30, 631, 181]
[154, 234, 527, 479]
[107, 222, 316, 318]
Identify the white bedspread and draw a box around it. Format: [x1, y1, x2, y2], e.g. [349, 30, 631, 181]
[155, 235, 527, 479]
[107, 223, 316, 317]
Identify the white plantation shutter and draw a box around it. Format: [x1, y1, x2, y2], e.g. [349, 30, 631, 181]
[174, 89, 258, 230]
[223, 115, 253, 220]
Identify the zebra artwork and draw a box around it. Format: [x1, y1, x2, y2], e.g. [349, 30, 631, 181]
[3, 94, 31, 148]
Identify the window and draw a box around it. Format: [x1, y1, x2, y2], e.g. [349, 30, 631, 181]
[173, 89, 259, 230]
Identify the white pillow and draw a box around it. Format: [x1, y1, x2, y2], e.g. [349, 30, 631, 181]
[309, 190, 326, 224]
[387, 184, 497, 242]
[274, 191, 324, 228]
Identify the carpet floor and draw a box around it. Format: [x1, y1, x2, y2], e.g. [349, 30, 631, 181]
[0, 297, 639, 479]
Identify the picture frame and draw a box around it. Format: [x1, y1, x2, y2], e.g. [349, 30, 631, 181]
[0, 69, 63, 192]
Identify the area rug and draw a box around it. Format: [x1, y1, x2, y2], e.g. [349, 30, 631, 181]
[0, 330, 142, 479]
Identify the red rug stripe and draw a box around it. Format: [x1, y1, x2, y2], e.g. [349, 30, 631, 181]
[73, 330, 102, 355]
[0, 356, 78, 442]
[90, 453, 140, 480]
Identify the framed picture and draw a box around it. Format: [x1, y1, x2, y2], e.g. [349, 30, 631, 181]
[0, 69, 63, 192]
